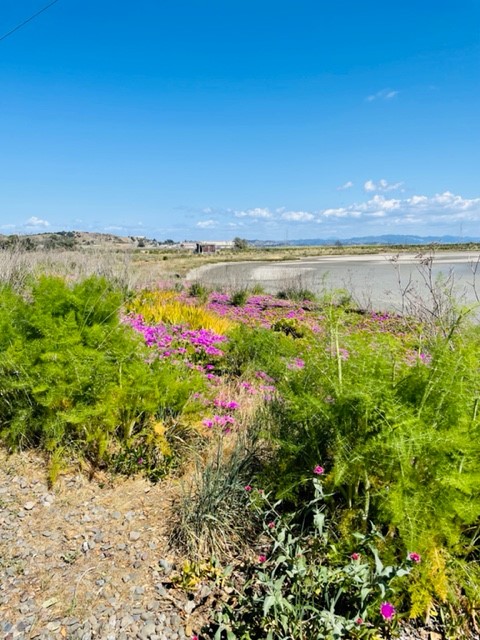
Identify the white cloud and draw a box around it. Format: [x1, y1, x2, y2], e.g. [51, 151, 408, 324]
[337, 181, 354, 190]
[321, 207, 349, 218]
[366, 89, 399, 102]
[281, 210, 314, 222]
[200, 189, 480, 237]
[364, 179, 404, 193]
[316, 191, 480, 228]
[25, 216, 50, 227]
[235, 207, 273, 219]
[196, 219, 217, 228]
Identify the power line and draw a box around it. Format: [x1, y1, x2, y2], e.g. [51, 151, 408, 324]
[0, 0, 60, 43]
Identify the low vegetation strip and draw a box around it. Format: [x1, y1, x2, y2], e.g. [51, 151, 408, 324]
[0, 273, 479, 638]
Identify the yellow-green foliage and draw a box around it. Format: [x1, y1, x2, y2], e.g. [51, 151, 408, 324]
[128, 291, 234, 334]
[409, 547, 448, 619]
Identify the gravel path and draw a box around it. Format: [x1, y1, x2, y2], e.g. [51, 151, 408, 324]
[0, 451, 211, 640]
[1, 451, 477, 640]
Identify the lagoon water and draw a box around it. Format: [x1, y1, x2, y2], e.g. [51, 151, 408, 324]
[186, 251, 480, 314]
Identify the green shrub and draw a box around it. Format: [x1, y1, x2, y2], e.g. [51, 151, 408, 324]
[231, 289, 249, 307]
[260, 309, 480, 618]
[225, 324, 300, 379]
[0, 276, 206, 477]
[277, 287, 316, 302]
[189, 281, 209, 302]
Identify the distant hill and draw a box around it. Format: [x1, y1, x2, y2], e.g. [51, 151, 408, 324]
[0, 231, 167, 250]
[251, 235, 480, 247]
[1, 230, 479, 251]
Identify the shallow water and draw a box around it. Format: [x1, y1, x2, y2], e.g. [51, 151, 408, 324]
[186, 252, 480, 315]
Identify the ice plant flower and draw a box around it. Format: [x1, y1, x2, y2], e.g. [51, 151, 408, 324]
[258, 554, 267, 563]
[267, 521, 275, 529]
[355, 618, 363, 625]
[408, 552, 421, 563]
[351, 552, 360, 561]
[380, 602, 396, 620]
[244, 485, 252, 492]
[313, 465, 324, 475]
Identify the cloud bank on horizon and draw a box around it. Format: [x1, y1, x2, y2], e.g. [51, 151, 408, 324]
[4, 181, 477, 242]
[190, 188, 480, 240]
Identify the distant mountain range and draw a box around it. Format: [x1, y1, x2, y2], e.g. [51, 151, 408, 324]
[1, 231, 479, 250]
[251, 235, 480, 247]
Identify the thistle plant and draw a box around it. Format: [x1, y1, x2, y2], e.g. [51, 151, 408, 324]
[212, 475, 417, 640]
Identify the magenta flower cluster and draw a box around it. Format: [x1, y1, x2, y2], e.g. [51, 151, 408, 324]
[124, 314, 227, 361]
[181, 291, 324, 331]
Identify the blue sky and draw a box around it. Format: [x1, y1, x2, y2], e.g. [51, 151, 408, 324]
[1, 0, 479, 240]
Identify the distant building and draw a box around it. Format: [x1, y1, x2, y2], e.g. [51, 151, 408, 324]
[195, 241, 235, 254]
[180, 242, 197, 251]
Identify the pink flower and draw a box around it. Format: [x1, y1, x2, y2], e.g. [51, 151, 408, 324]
[313, 465, 324, 475]
[258, 554, 267, 563]
[244, 485, 252, 492]
[267, 521, 275, 529]
[191, 636, 199, 640]
[380, 601, 396, 620]
[355, 617, 363, 625]
[351, 552, 360, 561]
[408, 552, 421, 563]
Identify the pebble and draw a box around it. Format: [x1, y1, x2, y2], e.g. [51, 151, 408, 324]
[129, 530, 141, 541]
[23, 501, 35, 511]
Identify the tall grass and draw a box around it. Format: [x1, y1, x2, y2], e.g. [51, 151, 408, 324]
[0, 246, 139, 290]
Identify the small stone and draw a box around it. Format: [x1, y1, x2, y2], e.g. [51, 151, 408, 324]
[112, 511, 121, 520]
[41, 597, 58, 608]
[46, 621, 61, 631]
[140, 621, 156, 638]
[154, 584, 167, 597]
[23, 502, 35, 511]
[120, 614, 135, 628]
[129, 530, 141, 541]
[184, 600, 196, 615]
[158, 559, 173, 575]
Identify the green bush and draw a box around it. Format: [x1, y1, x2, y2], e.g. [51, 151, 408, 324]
[255, 309, 480, 618]
[231, 289, 249, 307]
[0, 276, 205, 479]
